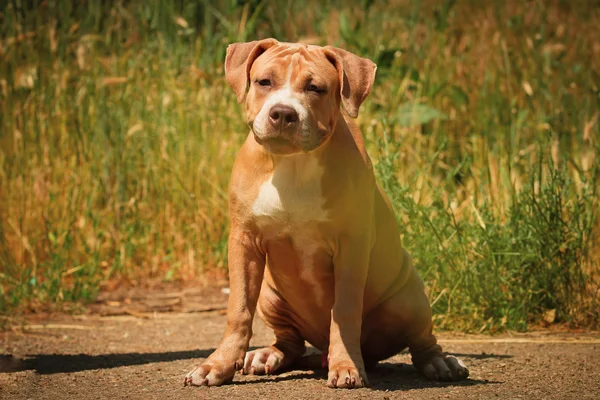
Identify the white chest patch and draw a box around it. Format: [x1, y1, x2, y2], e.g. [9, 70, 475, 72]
[252, 154, 329, 229]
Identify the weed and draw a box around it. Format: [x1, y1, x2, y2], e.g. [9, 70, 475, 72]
[0, 0, 598, 330]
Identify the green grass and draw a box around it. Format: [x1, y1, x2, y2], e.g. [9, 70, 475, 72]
[1, 0, 598, 332]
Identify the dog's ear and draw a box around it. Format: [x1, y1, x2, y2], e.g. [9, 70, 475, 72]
[323, 47, 377, 118]
[225, 38, 279, 103]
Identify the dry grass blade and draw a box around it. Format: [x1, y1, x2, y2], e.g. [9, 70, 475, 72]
[0, 0, 598, 333]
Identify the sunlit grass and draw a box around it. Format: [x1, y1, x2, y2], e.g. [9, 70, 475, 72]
[0, 0, 598, 331]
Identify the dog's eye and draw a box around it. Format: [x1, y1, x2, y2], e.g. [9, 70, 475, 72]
[306, 83, 325, 93]
[257, 79, 271, 87]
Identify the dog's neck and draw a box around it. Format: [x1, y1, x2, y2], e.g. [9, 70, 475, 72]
[270, 151, 324, 188]
[248, 116, 350, 223]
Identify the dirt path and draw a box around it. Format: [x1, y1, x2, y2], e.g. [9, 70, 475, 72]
[1, 293, 599, 399]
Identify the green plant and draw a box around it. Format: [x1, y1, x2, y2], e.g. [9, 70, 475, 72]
[1, 0, 598, 331]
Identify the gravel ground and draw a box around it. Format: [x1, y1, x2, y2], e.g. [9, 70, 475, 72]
[1, 294, 599, 400]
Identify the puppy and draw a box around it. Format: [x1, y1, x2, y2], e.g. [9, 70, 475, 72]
[185, 39, 469, 388]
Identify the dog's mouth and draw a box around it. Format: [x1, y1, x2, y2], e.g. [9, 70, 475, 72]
[250, 119, 327, 155]
[254, 134, 300, 155]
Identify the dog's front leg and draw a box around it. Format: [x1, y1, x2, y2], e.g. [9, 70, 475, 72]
[327, 233, 372, 389]
[185, 228, 266, 386]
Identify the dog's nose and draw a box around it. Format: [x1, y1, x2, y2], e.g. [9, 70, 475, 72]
[269, 105, 299, 129]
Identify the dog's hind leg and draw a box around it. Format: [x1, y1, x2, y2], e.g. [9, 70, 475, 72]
[408, 327, 469, 381]
[361, 252, 469, 381]
[242, 285, 306, 375]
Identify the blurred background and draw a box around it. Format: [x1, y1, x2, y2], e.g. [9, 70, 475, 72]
[0, 0, 598, 332]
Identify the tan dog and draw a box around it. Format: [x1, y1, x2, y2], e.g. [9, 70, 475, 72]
[184, 38, 469, 389]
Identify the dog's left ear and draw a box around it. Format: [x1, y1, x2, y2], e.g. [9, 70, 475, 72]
[323, 47, 377, 118]
[225, 38, 279, 103]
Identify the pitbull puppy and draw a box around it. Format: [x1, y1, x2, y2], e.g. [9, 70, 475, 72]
[184, 38, 469, 389]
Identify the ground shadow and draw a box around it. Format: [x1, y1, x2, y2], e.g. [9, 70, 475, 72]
[365, 362, 501, 391]
[0, 348, 215, 374]
[222, 361, 498, 391]
[1, 349, 502, 391]
[451, 352, 513, 360]
[221, 352, 501, 391]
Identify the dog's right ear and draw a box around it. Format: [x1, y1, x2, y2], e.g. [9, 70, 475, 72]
[225, 38, 279, 103]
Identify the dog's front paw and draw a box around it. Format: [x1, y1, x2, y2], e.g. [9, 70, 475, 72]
[242, 346, 287, 375]
[327, 361, 369, 389]
[420, 355, 469, 381]
[184, 357, 242, 387]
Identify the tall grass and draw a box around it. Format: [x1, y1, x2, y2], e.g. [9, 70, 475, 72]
[1, 0, 598, 331]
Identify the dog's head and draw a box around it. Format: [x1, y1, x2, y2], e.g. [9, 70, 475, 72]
[224, 39, 377, 155]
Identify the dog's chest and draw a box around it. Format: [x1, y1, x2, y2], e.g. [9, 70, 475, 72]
[250, 155, 334, 306]
[251, 155, 329, 231]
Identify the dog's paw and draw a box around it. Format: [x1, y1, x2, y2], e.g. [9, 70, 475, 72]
[327, 361, 369, 389]
[184, 358, 241, 387]
[242, 346, 287, 375]
[420, 355, 469, 381]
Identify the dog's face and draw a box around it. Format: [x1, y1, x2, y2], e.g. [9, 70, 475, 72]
[245, 44, 340, 155]
[225, 39, 377, 156]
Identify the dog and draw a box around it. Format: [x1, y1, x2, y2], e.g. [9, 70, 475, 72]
[184, 38, 469, 389]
